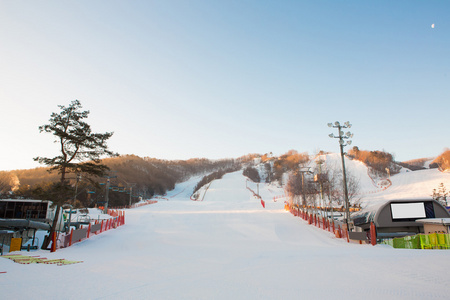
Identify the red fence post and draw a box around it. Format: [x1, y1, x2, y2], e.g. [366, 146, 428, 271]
[87, 223, 91, 239]
[370, 222, 377, 246]
[50, 231, 57, 252]
[69, 228, 73, 247]
[343, 224, 349, 243]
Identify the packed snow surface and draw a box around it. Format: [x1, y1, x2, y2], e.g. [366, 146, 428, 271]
[319, 153, 450, 206]
[2, 171, 450, 299]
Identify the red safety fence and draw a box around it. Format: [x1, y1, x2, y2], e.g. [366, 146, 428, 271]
[272, 195, 286, 202]
[51, 211, 126, 252]
[106, 200, 159, 210]
[129, 200, 158, 208]
[285, 204, 377, 246]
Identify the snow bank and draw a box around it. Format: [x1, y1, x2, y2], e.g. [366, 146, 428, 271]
[2, 171, 450, 299]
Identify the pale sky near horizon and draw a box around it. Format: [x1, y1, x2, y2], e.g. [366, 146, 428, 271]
[1, 1, 449, 171]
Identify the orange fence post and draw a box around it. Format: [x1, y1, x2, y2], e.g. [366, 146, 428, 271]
[335, 225, 341, 238]
[343, 225, 349, 243]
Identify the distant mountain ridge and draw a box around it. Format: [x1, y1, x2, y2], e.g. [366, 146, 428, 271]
[2, 149, 449, 208]
[399, 150, 450, 171]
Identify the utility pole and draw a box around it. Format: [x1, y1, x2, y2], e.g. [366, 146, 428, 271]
[299, 167, 312, 213]
[328, 121, 353, 227]
[123, 181, 136, 207]
[129, 186, 133, 207]
[103, 173, 117, 213]
[104, 178, 110, 214]
[315, 159, 325, 217]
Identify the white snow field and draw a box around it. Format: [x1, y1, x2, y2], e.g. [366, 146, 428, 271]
[317, 153, 450, 206]
[2, 171, 450, 299]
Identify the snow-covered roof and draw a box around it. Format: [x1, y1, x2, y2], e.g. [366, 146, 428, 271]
[415, 218, 450, 225]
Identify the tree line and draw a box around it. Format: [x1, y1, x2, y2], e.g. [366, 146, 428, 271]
[1, 155, 239, 207]
[347, 147, 400, 176]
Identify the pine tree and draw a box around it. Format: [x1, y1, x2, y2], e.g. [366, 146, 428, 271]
[34, 100, 117, 249]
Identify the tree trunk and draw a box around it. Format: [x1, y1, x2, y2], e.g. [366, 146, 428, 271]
[41, 204, 61, 250]
[41, 167, 66, 250]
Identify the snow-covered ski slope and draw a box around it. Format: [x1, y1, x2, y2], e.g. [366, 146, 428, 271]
[2, 171, 450, 299]
[318, 153, 450, 207]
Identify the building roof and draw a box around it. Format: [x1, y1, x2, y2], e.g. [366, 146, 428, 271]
[415, 218, 450, 225]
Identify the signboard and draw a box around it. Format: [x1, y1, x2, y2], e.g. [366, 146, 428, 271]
[10, 238, 22, 252]
[391, 202, 426, 219]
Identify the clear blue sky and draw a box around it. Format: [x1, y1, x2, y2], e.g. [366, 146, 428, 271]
[1, 1, 449, 171]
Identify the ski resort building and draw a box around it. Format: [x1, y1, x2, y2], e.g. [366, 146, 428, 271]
[352, 199, 450, 238]
[0, 199, 55, 222]
[0, 199, 54, 253]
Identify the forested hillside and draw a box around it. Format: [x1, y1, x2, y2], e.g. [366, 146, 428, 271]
[347, 147, 400, 176]
[430, 150, 450, 170]
[0, 155, 239, 208]
[1, 148, 448, 209]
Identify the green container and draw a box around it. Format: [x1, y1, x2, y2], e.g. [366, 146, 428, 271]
[404, 235, 420, 249]
[393, 237, 406, 248]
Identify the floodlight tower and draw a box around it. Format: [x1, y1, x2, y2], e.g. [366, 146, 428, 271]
[328, 121, 353, 227]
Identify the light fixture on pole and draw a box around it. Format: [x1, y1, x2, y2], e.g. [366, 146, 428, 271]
[328, 121, 353, 227]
